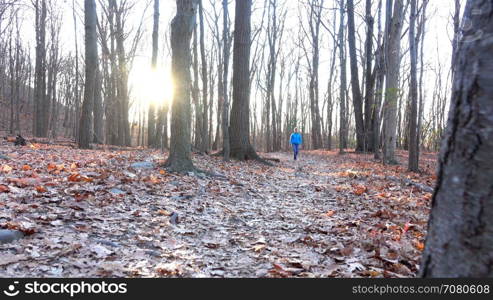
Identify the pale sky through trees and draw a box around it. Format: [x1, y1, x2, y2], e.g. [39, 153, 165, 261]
[17, 0, 456, 122]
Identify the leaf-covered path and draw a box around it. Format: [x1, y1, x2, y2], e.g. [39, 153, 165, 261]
[0, 142, 436, 277]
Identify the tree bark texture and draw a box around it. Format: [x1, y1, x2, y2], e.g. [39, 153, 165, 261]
[420, 0, 493, 277]
[165, 0, 198, 172]
[229, 0, 259, 161]
[78, 0, 98, 149]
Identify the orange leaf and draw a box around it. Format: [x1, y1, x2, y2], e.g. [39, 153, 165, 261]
[159, 170, 166, 175]
[353, 185, 368, 196]
[68, 173, 81, 182]
[22, 165, 32, 171]
[68, 173, 92, 183]
[325, 210, 335, 217]
[0, 185, 10, 193]
[415, 241, 425, 251]
[47, 163, 57, 172]
[35, 186, 48, 193]
[368, 270, 381, 277]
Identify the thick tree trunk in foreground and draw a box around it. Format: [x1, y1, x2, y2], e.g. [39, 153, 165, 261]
[165, 0, 198, 172]
[420, 0, 493, 277]
[229, 0, 259, 161]
[78, 0, 98, 149]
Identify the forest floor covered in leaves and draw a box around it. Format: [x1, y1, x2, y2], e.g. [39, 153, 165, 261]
[0, 140, 437, 278]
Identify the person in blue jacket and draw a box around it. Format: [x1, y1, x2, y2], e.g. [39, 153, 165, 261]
[290, 128, 303, 160]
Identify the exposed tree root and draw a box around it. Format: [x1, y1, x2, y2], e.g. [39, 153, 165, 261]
[163, 158, 196, 174]
[162, 158, 228, 180]
[211, 150, 224, 157]
[212, 148, 274, 166]
[230, 147, 274, 166]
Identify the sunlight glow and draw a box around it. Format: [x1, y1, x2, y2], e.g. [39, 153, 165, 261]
[129, 63, 173, 108]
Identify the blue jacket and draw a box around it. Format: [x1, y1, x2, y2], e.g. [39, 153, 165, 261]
[290, 133, 302, 145]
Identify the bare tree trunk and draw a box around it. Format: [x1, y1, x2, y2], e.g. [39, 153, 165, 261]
[162, 103, 169, 150]
[229, 0, 260, 161]
[373, 0, 384, 159]
[34, 0, 48, 137]
[339, 0, 347, 153]
[451, 0, 461, 77]
[421, 0, 493, 277]
[347, 0, 365, 152]
[382, 0, 404, 164]
[165, 0, 198, 172]
[151, 0, 159, 68]
[154, 106, 163, 149]
[417, 0, 429, 161]
[408, 0, 419, 172]
[8, 31, 14, 135]
[148, 0, 159, 148]
[93, 66, 103, 143]
[78, 0, 98, 149]
[198, 0, 209, 153]
[263, 0, 285, 152]
[326, 8, 338, 151]
[210, 4, 224, 151]
[192, 25, 201, 149]
[222, 0, 231, 161]
[308, 0, 323, 150]
[148, 104, 156, 147]
[363, 0, 375, 152]
[72, 0, 80, 141]
[208, 54, 215, 150]
[111, 0, 131, 146]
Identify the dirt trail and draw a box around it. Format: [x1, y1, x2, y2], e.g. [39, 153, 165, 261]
[0, 144, 434, 277]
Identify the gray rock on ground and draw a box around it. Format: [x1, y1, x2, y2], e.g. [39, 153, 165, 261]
[0, 230, 25, 244]
[130, 162, 156, 170]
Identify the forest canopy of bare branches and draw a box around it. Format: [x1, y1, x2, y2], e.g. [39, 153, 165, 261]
[0, 0, 455, 157]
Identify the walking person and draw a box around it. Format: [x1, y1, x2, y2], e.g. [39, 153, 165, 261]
[290, 128, 303, 160]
